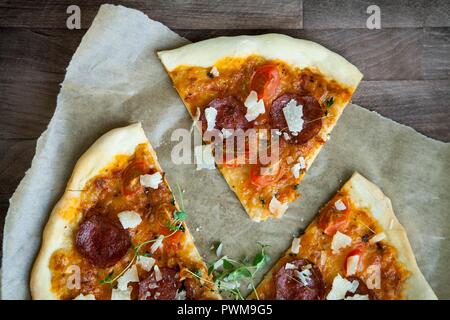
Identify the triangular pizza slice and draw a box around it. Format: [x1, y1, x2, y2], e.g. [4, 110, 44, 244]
[249, 172, 437, 300]
[31, 123, 220, 300]
[158, 34, 363, 221]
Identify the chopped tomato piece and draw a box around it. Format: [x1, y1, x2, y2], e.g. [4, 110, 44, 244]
[121, 160, 148, 196]
[249, 160, 284, 188]
[344, 243, 366, 274]
[250, 64, 280, 105]
[318, 199, 350, 236]
[158, 225, 184, 251]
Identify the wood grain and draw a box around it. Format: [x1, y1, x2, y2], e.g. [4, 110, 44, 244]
[0, 0, 303, 29]
[423, 28, 450, 80]
[303, 0, 450, 29]
[353, 80, 450, 141]
[0, 139, 36, 195]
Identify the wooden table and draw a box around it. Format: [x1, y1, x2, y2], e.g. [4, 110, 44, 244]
[0, 0, 449, 254]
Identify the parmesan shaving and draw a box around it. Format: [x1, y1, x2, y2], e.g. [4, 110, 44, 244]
[150, 235, 164, 253]
[111, 288, 132, 300]
[285, 262, 297, 270]
[244, 90, 265, 121]
[346, 255, 360, 276]
[282, 99, 304, 133]
[209, 66, 220, 77]
[331, 231, 352, 254]
[117, 265, 139, 291]
[334, 199, 347, 211]
[326, 274, 354, 300]
[290, 237, 300, 254]
[175, 289, 187, 300]
[153, 265, 162, 282]
[269, 195, 288, 217]
[117, 210, 142, 229]
[216, 242, 223, 257]
[204, 107, 218, 132]
[137, 256, 156, 272]
[73, 293, 96, 300]
[345, 294, 369, 300]
[295, 269, 312, 286]
[369, 232, 386, 244]
[140, 172, 162, 189]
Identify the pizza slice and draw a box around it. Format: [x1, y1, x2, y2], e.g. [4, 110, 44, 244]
[249, 172, 437, 300]
[30, 123, 220, 300]
[158, 34, 363, 222]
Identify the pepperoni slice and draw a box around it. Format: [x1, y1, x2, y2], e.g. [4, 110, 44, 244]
[138, 267, 181, 300]
[200, 96, 250, 134]
[184, 277, 202, 300]
[75, 214, 130, 268]
[274, 259, 325, 300]
[269, 93, 324, 144]
[345, 276, 376, 300]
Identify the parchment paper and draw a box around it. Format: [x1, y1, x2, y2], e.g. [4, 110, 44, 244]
[1, 4, 449, 299]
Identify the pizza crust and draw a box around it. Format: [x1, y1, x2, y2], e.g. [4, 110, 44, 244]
[158, 33, 363, 90]
[343, 172, 437, 300]
[249, 172, 437, 299]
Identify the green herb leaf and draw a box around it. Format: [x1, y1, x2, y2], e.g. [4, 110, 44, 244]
[174, 210, 187, 221]
[99, 271, 114, 285]
[326, 96, 334, 108]
[222, 259, 234, 270]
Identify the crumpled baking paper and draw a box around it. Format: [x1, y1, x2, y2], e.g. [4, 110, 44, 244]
[1, 4, 449, 299]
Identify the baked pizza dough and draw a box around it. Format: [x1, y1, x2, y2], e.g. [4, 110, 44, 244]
[158, 34, 363, 221]
[30, 123, 220, 300]
[249, 172, 437, 300]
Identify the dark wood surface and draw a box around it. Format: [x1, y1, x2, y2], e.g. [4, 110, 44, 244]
[0, 0, 449, 255]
